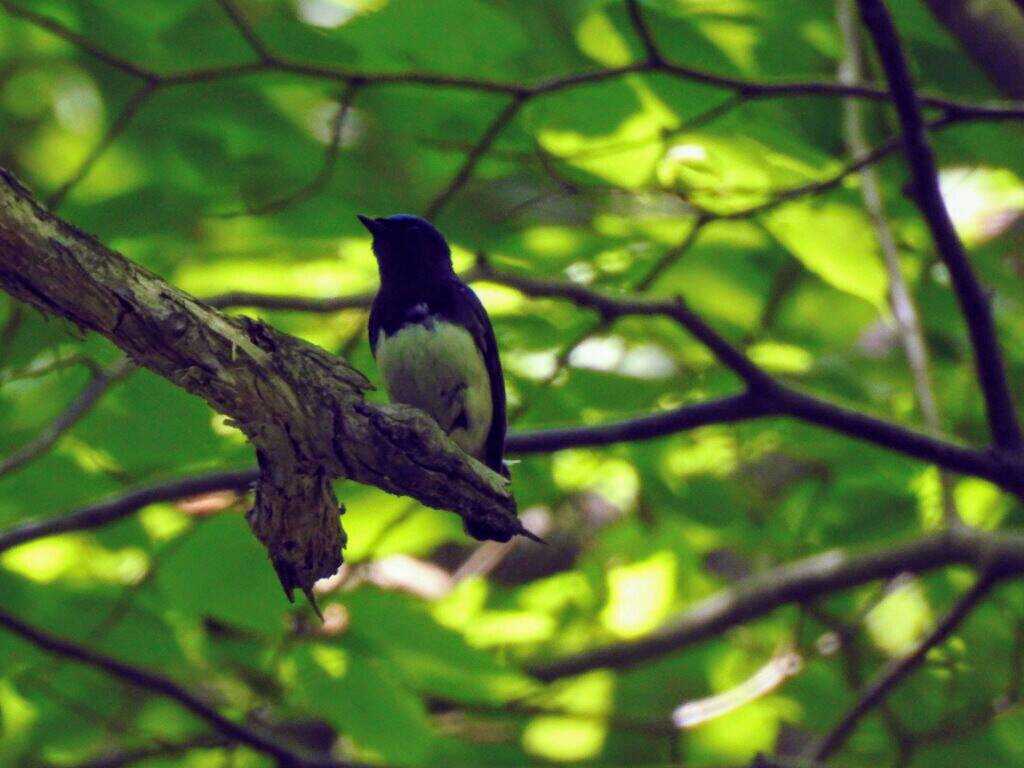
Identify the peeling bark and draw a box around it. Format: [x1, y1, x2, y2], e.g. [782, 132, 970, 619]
[0, 168, 521, 598]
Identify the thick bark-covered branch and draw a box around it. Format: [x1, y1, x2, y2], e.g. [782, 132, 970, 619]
[0, 169, 522, 598]
[528, 526, 1024, 680]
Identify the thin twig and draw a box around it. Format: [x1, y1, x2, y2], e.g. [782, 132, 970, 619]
[219, 82, 362, 217]
[4, 0, 1024, 124]
[0, 0, 158, 82]
[508, 392, 776, 449]
[423, 95, 524, 219]
[718, 121, 945, 221]
[215, 0, 273, 62]
[0, 356, 135, 480]
[0, 608, 367, 768]
[810, 572, 997, 760]
[625, 0, 663, 64]
[527, 528, 1016, 680]
[634, 214, 710, 291]
[507, 215, 709, 413]
[474, 261, 773, 388]
[837, 0, 960, 525]
[802, 605, 911, 758]
[46, 83, 158, 210]
[0, 468, 256, 554]
[0, 351, 100, 385]
[35, 735, 230, 768]
[857, 0, 1024, 451]
[205, 287, 375, 312]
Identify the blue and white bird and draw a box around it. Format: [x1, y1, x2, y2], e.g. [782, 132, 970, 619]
[361, 215, 530, 542]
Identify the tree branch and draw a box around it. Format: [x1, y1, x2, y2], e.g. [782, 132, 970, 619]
[46, 83, 159, 210]
[922, 0, 1024, 99]
[625, 0, 663, 65]
[220, 82, 362, 217]
[423, 95, 524, 219]
[0, 608, 365, 768]
[215, 0, 273, 63]
[528, 527, 1021, 680]
[0, 169, 523, 599]
[206, 288, 376, 313]
[507, 393, 776, 452]
[0, 0, 158, 82]
[200, 242, 1024, 495]
[809, 572, 996, 760]
[40, 735, 230, 768]
[476, 263, 1024, 496]
[0, 356, 135, 479]
[838, 0, 960, 526]
[473, 259, 773, 389]
[0, 468, 257, 554]
[4, 0, 1023, 120]
[857, 0, 1024, 451]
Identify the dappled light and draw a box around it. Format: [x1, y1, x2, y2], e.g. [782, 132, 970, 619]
[1, 0, 1024, 766]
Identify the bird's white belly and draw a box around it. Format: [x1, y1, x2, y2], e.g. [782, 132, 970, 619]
[375, 321, 492, 459]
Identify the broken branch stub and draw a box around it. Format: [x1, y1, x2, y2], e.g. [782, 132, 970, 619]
[0, 168, 519, 597]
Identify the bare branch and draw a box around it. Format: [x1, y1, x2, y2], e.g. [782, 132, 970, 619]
[507, 393, 775, 452]
[810, 572, 997, 760]
[473, 259, 773, 389]
[527, 528, 1020, 680]
[470, 261, 1024, 494]
[223, 82, 361, 217]
[633, 215, 710, 291]
[802, 604, 911, 755]
[4, 0, 1024, 124]
[46, 84, 158, 210]
[0, 356, 134, 479]
[0, 0, 158, 82]
[215, 0, 273, 62]
[625, 0, 663, 65]
[0, 468, 257, 554]
[39, 735, 230, 768]
[857, 0, 1024, 451]
[838, 0, 960, 525]
[0, 351, 101, 384]
[423, 95, 524, 219]
[206, 288, 375, 313]
[200, 251, 1024, 495]
[0, 608, 367, 768]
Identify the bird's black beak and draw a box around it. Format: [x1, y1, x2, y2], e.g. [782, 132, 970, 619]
[357, 214, 381, 237]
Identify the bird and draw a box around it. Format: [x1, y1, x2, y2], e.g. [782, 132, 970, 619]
[360, 214, 532, 542]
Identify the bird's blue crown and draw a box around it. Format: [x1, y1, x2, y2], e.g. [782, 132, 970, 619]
[358, 213, 453, 283]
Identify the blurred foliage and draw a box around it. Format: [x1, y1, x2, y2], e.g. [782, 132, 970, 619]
[1, 0, 1024, 766]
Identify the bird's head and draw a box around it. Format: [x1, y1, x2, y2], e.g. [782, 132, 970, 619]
[358, 214, 453, 285]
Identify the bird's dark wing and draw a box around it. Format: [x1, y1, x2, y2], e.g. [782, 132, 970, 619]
[368, 292, 383, 357]
[446, 281, 507, 476]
